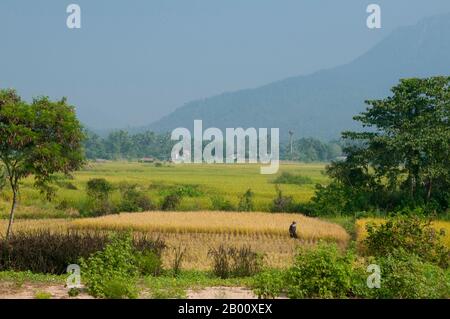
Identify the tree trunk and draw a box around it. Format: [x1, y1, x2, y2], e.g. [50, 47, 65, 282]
[5, 189, 17, 241]
[427, 179, 432, 201]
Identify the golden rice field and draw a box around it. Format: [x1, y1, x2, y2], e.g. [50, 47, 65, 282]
[355, 218, 450, 249]
[71, 211, 349, 241]
[0, 212, 349, 269]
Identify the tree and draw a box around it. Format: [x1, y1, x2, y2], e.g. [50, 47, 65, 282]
[0, 89, 85, 239]
[313, 76, 450, 214]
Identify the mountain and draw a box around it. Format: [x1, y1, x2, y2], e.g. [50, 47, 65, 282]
[147, 14, 450, 140]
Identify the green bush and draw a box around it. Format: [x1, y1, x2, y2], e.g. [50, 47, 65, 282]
[364, 216, 449, 268]
[86, 178, 113, 199]
[118, 183, 155, 212]
[86, 178, 116, 216]
[273, 172, 313, 186]
[286, 243, 355, 298]
[210, 195, 235, 211]
[252, 269, 286, 299]
[79, 234, 139, 298]
[101, 277, 139, 299]
[161, 193, 182, 211]
[238, 189, 254, 212]
[136, 250, 163, 276]
[371, 249, 449, 299]
[270, 186, 294, 212]
[208, 245, 264, 279]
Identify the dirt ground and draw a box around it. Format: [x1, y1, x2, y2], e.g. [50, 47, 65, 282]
[0, 282, 258, 299]
[187, 286, 257, 299]
[0, 282, 92, 299]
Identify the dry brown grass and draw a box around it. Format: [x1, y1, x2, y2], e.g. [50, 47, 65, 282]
[1, 212, 350, 270]
[71, 211, 350, 242]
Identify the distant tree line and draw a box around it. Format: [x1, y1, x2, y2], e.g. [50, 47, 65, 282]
[83, 130, 174, 161]
[83, 130, 343, 162]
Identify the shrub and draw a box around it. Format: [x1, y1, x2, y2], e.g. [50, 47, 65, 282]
[0, 230, 165, 275]
[118, 183, 155, 212]
[286, 242, 355, 298]
[171, 245, 187, 277]
[252, 269, 286, 299]
[86, 178, 113, 200]
[238, 189, 254, 212]
[101, 277, 139, 299]
[0, 230, 108, 274]
[79, 234, 139, 298]
[371, 249, 449, 299]
[208, 245, 264, 279]
[161, 193, 182, 211]
[363, 216, 450, 268]
[158, 184, 203, 197]
[136, 250, 163, 276]
[273, 172, 313, 186]
[210, 196, 235, 211]
[270, 186, 294, 212]
[34, 291, 52, 299]
[86, 178, 116, 216]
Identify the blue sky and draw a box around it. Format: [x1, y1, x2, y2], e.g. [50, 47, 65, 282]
[1, 0, 450, 129]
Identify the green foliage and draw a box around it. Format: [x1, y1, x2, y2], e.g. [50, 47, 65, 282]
[101, 277, 139, 299]
[68, 288, 81, 297]
[156, 184, 203, 198]
[0, 89, 85, 238]
[317, 77, 450, 215]
[364, 216, 450, 268]
[136, 250, 163, 276]
[86, 178, 116, 216]
[118, 183, 155, 212]
[270, 185, 294, 212]
[252, 269, 286, 299]
[83, 129, 174, 161]
[86, 178, 113, 200]
[238, 189, 254, 212]
[282, 138, 343, 162]
[273, 172, 313, 186]
[171, 245, 187, 277]
[79, 234, 139, 299]
[286, 243, 355, 298]
[208, 245, 264, 279]
[161, 193, 182, 211]
[34, 291, 52, 299]
[210, 195, 235, 211]
[371, 250, 449, 299]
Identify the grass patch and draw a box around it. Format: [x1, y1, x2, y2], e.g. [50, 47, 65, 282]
[144, 270, 253, 299]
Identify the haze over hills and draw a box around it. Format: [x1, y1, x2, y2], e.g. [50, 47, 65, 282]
[146, 13, 450, 141]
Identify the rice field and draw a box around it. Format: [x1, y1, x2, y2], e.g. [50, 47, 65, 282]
[0, 161, 328, 218]
[71, 212, 349, 240]
[0, 211, 349, 269]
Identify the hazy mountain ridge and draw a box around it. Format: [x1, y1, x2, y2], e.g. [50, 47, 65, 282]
[146, 14, 450, 140]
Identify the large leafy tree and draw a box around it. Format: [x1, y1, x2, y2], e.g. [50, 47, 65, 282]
[0, 89, 85, 239]
[313, 76, 450, 214]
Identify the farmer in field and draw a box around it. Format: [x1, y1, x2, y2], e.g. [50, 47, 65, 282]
[289, 221, 298, 239]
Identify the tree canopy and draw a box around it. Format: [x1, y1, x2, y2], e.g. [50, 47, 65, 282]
[0, 89, 85, 239]
[311, 76, 450, 215]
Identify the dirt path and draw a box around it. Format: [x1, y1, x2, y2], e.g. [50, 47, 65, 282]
[0, 282, 260, 299]
[187, 286, 257, 299]
[0, 282, 92, 299]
